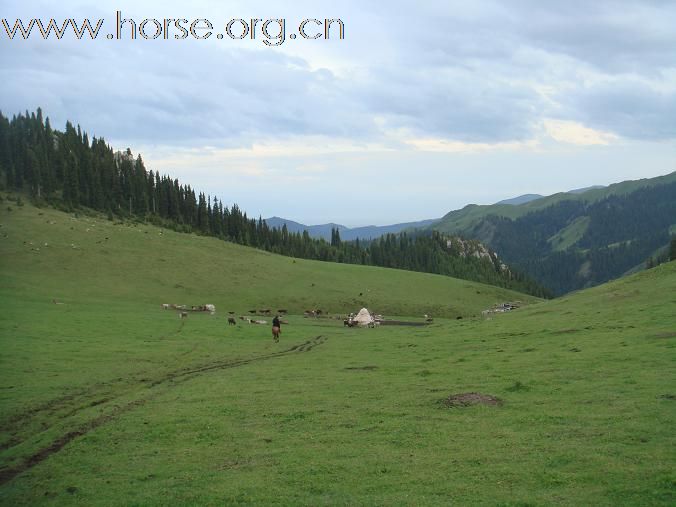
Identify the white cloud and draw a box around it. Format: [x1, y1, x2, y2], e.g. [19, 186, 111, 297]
[403, 137, 539, 153]
[543, 119, 618, 146]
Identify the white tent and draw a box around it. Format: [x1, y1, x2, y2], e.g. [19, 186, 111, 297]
[352, 308, 374, 326]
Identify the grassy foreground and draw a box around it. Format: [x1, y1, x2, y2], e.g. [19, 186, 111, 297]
[0, 200, 675, 505]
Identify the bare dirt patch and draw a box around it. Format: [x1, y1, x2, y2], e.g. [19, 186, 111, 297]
[439, 392, 503, 408]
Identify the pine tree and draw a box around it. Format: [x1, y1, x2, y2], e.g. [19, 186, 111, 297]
[330, 227, 342, 247]
[197, 193, 209, 233]
[62, 152, 79, 206]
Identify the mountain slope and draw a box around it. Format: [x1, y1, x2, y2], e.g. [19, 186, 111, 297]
[432, 172, 676, 295]
[434, 172, 676, 236]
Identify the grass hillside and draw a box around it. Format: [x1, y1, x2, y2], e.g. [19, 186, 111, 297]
[1, 199, 675, 505]
[0, 198, 534, 319]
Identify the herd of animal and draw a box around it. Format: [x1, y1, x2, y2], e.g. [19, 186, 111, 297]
[162, 303, 215, 316]
[163, 304, 292, 325]
[481, 301, 521, 317]
[161, 304, 434, 326]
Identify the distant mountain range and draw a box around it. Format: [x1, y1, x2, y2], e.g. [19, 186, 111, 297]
[263, 217, 439, 241]
[265, 185, 610, 241]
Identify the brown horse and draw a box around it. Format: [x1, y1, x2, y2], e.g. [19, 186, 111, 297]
[272, 325, 281, 342]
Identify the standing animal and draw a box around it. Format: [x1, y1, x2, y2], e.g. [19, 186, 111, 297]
[228, 317, 237, 325]
[179, 311, 188, 319]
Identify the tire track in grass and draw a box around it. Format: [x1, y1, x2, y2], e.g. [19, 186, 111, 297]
[1, 319, 190, 439]
[0, 335, 327, 486]
[158, 335, 328, 384]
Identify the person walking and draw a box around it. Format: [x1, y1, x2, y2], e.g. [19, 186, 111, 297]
[272, 315, 281, 342]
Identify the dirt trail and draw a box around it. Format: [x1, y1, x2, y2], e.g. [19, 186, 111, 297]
[0, 335, 327, 486]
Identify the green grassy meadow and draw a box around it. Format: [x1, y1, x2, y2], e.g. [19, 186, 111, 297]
[1, 199, 675, 505]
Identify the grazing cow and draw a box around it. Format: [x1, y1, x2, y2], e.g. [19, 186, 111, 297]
[277, 309, 288, 314]
[239, 316, 246, 321]
[249, 310, 257, 314]
[228, 317, 237, 325]
[180, 311, 188, 319]
[205, 304, 216, 313]
[162, 304, 170, 310]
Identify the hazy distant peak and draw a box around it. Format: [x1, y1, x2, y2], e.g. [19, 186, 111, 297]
[567, 185, 606, 194]
[496, 194, 544, 205]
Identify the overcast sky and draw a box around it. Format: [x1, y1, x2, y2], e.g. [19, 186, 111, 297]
[2, 0, 675, 226]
